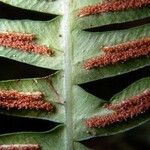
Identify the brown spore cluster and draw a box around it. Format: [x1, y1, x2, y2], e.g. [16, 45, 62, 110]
[83, 38, 150, 69]
[0, 144, 40, 150]
[86, 89, 150, 128]
[0, 90, 53, 111]
[0, 32, 53, 56]
[78, 0, 150, 17]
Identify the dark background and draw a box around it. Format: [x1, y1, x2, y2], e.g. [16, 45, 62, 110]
[0, 2, 149, 150]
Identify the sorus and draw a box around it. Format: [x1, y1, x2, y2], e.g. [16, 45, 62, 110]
[0, 32, 53, 56]
[0, 90, 54, 111]
[78, 0, 150, 17]
[83, 38, 150, 69]
[0, 144, 40, 150]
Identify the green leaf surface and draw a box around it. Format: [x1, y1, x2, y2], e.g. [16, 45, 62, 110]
[1, 0, 62, 15]
[0, 0, 149, 149]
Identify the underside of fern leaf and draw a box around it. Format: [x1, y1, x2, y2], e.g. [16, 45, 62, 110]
[0, 0, 149, 149]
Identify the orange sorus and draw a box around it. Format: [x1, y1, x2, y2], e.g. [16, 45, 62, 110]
[0, 32, 53, 56]
[102, 38, 150, 54]
[0, 32, 35, 42]
[83, 38, 150, 69]
[0, 90, 53, 111]
[0, 144, 40, 150]
[86, 90, 150, 128]
[78, 0, 150, 17]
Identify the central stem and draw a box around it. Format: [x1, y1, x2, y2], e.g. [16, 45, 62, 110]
[63, 0, 73, 150]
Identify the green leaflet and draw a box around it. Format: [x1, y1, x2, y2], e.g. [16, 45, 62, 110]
[0, 72, 64, 122]
[0, 0, 149, 149]
[0, 18, 63, 69]
[74, 77, 150, 140]
[0, 126, 65, 150]
[72, 23, 150, 84]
